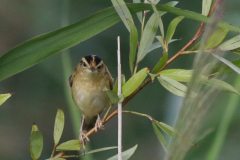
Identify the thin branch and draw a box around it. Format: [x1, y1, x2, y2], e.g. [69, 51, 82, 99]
[122, 110, 153, 121]
[50, 145, 56, 158]
[117, 36, 122, 160]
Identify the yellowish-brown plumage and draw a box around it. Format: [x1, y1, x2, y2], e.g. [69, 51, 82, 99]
[70, 55, 113, 135]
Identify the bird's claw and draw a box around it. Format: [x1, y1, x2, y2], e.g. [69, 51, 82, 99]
[79, 131, 90, 151]
[95, 117, 104, 132]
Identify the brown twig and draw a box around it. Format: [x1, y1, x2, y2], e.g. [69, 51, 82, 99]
[53, 2, 217, 158]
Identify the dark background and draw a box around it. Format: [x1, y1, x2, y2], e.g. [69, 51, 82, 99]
[1, 0, 240, 159]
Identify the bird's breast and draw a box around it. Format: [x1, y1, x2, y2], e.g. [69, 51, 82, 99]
[71, 75, 110, 119]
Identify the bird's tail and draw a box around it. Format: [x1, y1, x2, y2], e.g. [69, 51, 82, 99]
[82, 116, 98, 132]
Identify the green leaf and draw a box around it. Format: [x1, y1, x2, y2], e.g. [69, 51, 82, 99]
[133, 0, 143, 23]
[81, 146, 118, 156]
[156, 36, 166, 50]
[113, 74, 126, 92]
[231, 48, 240, 55]
[30, 125, 43, 160]
[166, 16, 184, 45]
[206, 28, 229, 49]
[122, 67, 149, 97]
[47, 158, 66, 160]
[212, 58, 240, 76]
[211, 53, 240, 75]
[111, 0, 134, 32]
[146, 0, 160, 5]
[54, 109, 65, 145]
[0, 93, 12, 106]
[202, 0, 212, 16]
[56, 139, 82, 151]
[128, 20, 139, 74]
[159, 69, 192, 82]
[107, 144, 138, 160]
[158, 75, 188, 97]
[103, 87, 124, 104]
[154, 120, 175, 136]
[189, 41, 201, 51]
[152, 122, 167, 152]
[218, 35, 240, 51]
[148, 0, 164, 37]
[137, 13, 158, 62]
[202, 78, 240, 95]
[1, 3, 240, 81]
[147, 42, 162, 53]
[151, 50, 168, 74]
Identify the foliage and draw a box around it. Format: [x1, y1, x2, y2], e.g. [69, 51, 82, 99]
[1, 0, 240, 159]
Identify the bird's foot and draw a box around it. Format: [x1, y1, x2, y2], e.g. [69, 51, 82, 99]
[79, 131, 90, 151]
[95, 116, 104, 132]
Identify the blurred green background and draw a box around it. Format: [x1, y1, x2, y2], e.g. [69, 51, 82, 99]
[1, 0, 240, 159]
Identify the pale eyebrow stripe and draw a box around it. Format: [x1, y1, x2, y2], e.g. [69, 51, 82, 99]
[82, 58, 91, 67]
[96, 61, 103, 67]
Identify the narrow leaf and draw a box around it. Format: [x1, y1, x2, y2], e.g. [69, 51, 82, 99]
[154, 120, 175, 136]
[30, 125, 43, 160]
[137, 13, 158, 62]
[128, 20, 139, 74]
[202, 0, 212, 16]
[212, 58, 240, 76]
[111, 0, 134, 31]
[133, 0, 143, 23]
[206, 28, 229, 49]
[81, 146, 118, 156]
[211, 53, 240, 75]
[1, 3, 240, 81]
[0, 93, 12, 106]
[146, 42, 162, 53]
[113, 74, 126, 92]
[152, 122, 167, 152]
[156, 35, 166, 50]
[219, 35, 240, 51]
[103, 87, 123, 104]
[47, 158, 66, 160]
[107, 145, 138, 160]
[151, 50, 168, 74]
[166, 16, 184, 45]
[56, 139, 82, 151]
[202, 78, 240, 95]
[189, 41, 201, 51]
[159, 69, 192, 82]
[158, 75, 188, 97]
[148, 0, 164, 37]
[122, 67, 149, 97]
[54, 109, 65, 145]
[231, 48, 240, 55]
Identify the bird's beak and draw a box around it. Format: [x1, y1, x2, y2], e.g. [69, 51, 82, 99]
[90, 67, 96, 72]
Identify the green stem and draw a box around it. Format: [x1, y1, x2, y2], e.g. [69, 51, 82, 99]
[206, 75, 240, 160]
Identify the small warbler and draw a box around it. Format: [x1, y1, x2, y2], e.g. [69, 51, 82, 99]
[69, 55, 113, 148]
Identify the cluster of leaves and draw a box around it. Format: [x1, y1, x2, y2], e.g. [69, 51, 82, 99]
[30, 109, 138, 159]
[1, 0, 240, 159]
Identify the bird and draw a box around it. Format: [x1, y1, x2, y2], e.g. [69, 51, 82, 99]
[69, 55, 113, 149]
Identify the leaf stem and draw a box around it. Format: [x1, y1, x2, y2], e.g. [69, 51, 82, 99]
[122, 110, 153, 121]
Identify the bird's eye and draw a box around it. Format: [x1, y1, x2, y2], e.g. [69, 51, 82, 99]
[97, 65, 103, 70]
[83, 62, 87, 67]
